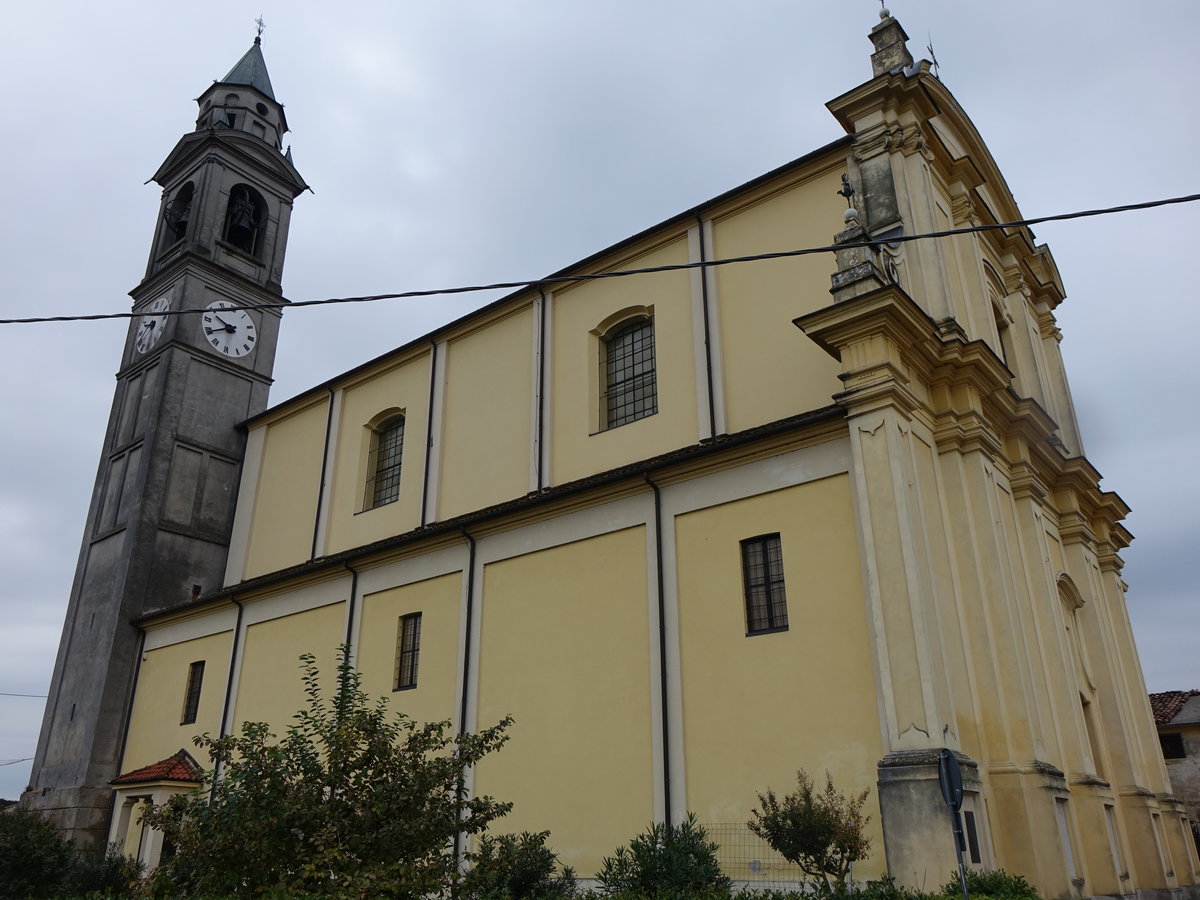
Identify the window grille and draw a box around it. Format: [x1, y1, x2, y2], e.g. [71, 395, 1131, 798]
[603, 318, 657, 428]
[365, 416, 405, 509]
[741, 534, 788, 634]
[395, 612, 422, 690]
[180, 660, 205, 725]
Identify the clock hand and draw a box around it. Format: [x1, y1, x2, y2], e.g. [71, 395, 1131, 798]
[212, 314, 237, 332]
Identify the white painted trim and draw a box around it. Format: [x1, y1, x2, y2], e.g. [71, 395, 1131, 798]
[688, 225, 714, 442]
[423, 341, 448, 525]
[143, 608, 239, 650]
[356, 545, 467, 597]
[701, 219, 728, 436]
[241, 576, 350, 627]
[529, 295, 543, 493]
[540, 292, 554, 486]
[223, 425, 266, 586]
[311, 389, 343, 559]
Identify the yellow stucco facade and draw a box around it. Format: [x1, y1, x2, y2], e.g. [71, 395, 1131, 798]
[111, 13, 1197, 899]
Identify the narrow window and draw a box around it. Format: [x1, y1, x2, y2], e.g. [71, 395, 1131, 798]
[1160, 732, 1186, 759]
[963, 810, 982, 864]
[364, 415, 405, 509]
[222, 184, 266, 256]
[394, 613, 422, 690]
[163, 182, 193, 245]
[741, 534, 788, 635]
[602, 317, 657, 428]
[180, 660, 205, 725]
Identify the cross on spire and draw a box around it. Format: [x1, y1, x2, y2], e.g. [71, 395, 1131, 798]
[255, 15, 265, 42]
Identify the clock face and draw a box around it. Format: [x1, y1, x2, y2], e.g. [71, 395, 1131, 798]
[134, 294, 172, 354]
[201, 300, 257, 358]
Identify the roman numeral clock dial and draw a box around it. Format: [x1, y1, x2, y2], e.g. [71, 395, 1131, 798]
[201, 300, 257, 357]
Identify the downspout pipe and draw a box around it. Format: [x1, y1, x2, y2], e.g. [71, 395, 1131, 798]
[453, 527, 479, 874]
[643, 471, 672, 826]
[311, 386, 336, 560]
[219, 597, 244, 739]
[343, 562, 359, 650]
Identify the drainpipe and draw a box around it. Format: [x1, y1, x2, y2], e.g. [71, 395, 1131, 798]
[643, 471, 672, 826]
[694, 213, 718, 439]
[218, 597, 244, 739]
[311, 386, 336, 560]
[453, 527, 479, 875]
[421, 339, 439, 526]
[343, 562, 359, 650]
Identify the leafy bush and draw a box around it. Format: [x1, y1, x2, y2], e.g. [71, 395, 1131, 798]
[461, 830, 577, 899]
[142, 647, 514, 899]
[597, 813, 730, 896]
[747, 769, 871, 888]
[0, 808, 141, 899]
[942, 869, 1040, 900]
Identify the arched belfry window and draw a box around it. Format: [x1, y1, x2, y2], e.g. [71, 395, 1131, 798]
[601, 316, 657, 429]
[222, 184, 267, 257]
[364, 414, 405, 509]
[163, 182, 194, 245]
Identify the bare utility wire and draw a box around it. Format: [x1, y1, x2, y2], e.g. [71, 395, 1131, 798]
[0, 192, 1195, 327]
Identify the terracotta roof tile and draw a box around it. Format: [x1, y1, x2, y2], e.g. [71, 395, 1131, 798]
[110, 749, 203, 785]
[1149, 690, 1200, 725]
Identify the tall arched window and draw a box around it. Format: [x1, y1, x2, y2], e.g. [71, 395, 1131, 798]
[364, 415, 405, 509]
[163, 182, 193, 245]
[221, 184, 266, 257]
[602, 316, 657, 429]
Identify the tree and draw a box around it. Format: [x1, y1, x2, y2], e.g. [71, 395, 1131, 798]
[747, 769, 871, 888]
[142, 647, 513, 899]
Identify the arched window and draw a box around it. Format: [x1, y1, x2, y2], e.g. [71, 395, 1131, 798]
[221, 184, 266, 256]
[162, 182, 193, 245]
[365, 415, 405, 509]
[601, 316, 657, 428]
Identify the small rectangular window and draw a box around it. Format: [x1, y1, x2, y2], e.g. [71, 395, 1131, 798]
[180, 660, 205, 725]
[1160, 732, 1186, 759]
[963, 810, 982, 864]
[741, 534, 788, 635]
[394, 613, 422, 690]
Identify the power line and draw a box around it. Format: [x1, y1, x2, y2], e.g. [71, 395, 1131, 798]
[0, 692, 46, 698]
[0, 758, 34, 767]
[1, 192, 1196, 327]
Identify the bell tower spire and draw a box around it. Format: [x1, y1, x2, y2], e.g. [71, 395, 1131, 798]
[24, 37, 307, 844]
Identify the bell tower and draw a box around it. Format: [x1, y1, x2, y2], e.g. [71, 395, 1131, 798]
[24, 37, 308, 843]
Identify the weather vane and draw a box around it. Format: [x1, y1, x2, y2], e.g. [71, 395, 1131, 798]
[927, 34, 941, 78]
[255, 15, 266, 40]
[837, 175, 855, 209]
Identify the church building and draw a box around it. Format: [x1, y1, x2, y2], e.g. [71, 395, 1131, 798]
[26, 12, 1199, 899]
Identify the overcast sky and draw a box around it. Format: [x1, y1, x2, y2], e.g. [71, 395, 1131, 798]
[0, 1, 1195, 801]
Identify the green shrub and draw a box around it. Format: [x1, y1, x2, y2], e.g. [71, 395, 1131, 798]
[461, 830, 577, 899]
[597, 814, 730, 897]
[942, 869, 1039, 900]
[0, 808, 141, 899]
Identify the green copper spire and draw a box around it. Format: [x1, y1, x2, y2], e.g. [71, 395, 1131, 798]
[221, 36, 276, 100]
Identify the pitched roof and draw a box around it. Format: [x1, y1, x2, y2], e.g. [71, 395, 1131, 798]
[110, 749, 203, 785]
[1149, 690, 1200, 725]
[221, 37, 275, 99]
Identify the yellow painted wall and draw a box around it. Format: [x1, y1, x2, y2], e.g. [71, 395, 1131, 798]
[673, 474, 885, 876]
[474, 527, 654, 876]
[122, 630, 232, 772]
[439, 308, 535, 518]
[233, 603, 346, 734]
[356, 572, 462, 725]
[711, 166, 848, 433]
[325, 354, 431, 554]
[244, 398, 329, 578]
[550, 239, 698, 485]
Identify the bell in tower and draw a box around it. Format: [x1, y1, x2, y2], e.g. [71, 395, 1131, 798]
[23, 33, 307, 845]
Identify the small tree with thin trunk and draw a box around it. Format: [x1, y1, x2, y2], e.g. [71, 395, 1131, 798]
[747, 769, 871, 888]
[142, 647, 513, 899]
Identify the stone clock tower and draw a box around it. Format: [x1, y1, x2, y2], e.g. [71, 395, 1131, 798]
[24, 38, 308, 843]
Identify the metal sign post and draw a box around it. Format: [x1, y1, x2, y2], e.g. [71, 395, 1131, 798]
[938, 748, 970, 900]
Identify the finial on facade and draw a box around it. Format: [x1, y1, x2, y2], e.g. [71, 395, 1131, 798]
[869, 6, 913, 77]
[255, 14, 265, 44]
